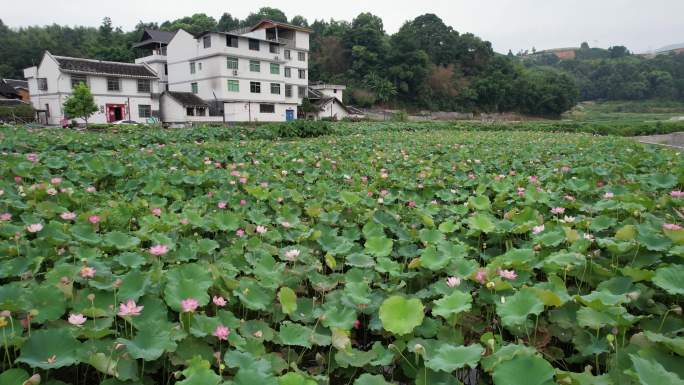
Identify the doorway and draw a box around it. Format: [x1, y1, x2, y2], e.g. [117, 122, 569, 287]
[286, 109, 294, 121]
[106, 104, 125, 122]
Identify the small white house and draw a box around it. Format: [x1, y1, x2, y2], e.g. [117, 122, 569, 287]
[306, 84, 364, 120]
[160, 91, 223, 127]
[24, 51, 160, 125]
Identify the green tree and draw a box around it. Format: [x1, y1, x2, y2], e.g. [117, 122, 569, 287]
[63, 83, 98, 127]
[243, 7, 288, 26]
[290, 15, 309, 27]
[217, 13, 240, 31]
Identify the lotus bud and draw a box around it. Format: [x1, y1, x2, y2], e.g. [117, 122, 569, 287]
[672, 305, 682, 316]
[486, 281, 496, 289]
[87, 293, 95, 302]
[487, 338, 496, 350]
[414, 344, 425, 355]
[173, 371, 182, 379]
[25, 373, 41, 385]
[558, 377, 572, 384]
[500, 296, 506, 304]
[0, 310, 10, 317]
[606, 334, 615, 342]
[29, 309, 39, 317]
[626, 291, 640, 301]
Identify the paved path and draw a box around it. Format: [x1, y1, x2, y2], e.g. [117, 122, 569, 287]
[634, 132, 684, 149]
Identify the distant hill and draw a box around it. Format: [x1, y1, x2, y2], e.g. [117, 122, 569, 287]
[655, 42, 684, 54]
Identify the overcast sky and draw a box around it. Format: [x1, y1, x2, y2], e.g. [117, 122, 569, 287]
[3, 0, 683, 54]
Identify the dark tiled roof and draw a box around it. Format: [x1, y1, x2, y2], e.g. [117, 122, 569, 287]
[0, 81, 19, 98]
[307, 87, 324, 99]
[165, 91, 208, 107]
[133, 29, 176, 48]
[54, 56, 157, 78]
[250, 20, 313, 33]
[3, 79, 28, 89]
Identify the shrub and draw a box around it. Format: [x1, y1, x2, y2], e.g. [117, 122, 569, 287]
[0, 104, 35, 122]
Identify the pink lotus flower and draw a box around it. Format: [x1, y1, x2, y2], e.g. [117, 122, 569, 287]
[284, 249, 300, 261]
[446, 276, 461, 288]
[550, 207, 565, 215]
[517, 187, 526, 197]
[26, 223, 43, 233]
[239, 177, 247, 184]
[529, 175, 538, 184]
[68, 313, 87, 326]
[0, 213, 11, 221]
[603, 192, 614, 199]
[50, 177, 62, 185]
[671, 190, 684, 198]
[14, 176, 22, 183]
[60, 212, 76, 220]
[80, 266, 96, 278]
[46, 188, 58, 196]
[663, 223, 683, 231]
[151, 208, 162, 216]
[213, 325, 230, 341]
[475, 269, 487, 284]
[118, 299, 144, 317]
[217, 201, 227, 209]
[407, 201, 416, 207]
[353, 320, 361, 329]
[86, 186, 96, 193]
[88, 215, 100, 224]
[240, 199, 247, 206]
[255, 225, 267, 234]
[213, 296, 227, 307]
[26, 153, 38, 162]
[149, 244, 169, 256]
[180, 218, 189, 225]
[236, 229, 245, 237]
[498, 269, 517, 280]
[564, 195, 576, 202]
[181, 298, 199, 313]
[281, 221, 291, 228]
[532, 224, 545, 234]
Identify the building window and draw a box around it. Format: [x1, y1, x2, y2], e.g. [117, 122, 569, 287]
[164, 64, 168, 75]
[107, 77, 120, 92]
[298, 86, 306, 98]
[190, 62, 196, 74]
[285, 84, 293, 97]
[284, 67, 291, 78]
[260, 104, 275, 113]
[298, 69, 306, 79]
[138, 104, 151, 118]
[203, 35, 211, 48]
[249, 39, 260, 51]
[38, 78, 48, 91]
[270, 83, 281, 94]
[137, 79, 151, 93]
[191, 82, 198, 94]
[227, 57, 238, 70]
[196, 107, 206, 116]
[226, 35, 238, 48]
[198, 62, 202, 71]
[284, 50, 291, 60]
[269, 43, 279, 54]
[298, 51, 306, 61]
[70, 74, 87, 89]
[250, 81, 261, 93]
[186, 107, 194, 116]
[270, 63, 280, 75]
[45, 103, 50, 117]
[227, 79, 239, 92]
[249, 60, 260, 72]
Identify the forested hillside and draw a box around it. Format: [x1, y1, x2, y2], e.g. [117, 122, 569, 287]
[1, 7, 682, 115]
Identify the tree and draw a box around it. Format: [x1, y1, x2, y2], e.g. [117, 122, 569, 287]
[63, 83, 98, 127]
[243, 7, 288, 26]
[290, 16, 309, 27]
[217, 13, 240, 31]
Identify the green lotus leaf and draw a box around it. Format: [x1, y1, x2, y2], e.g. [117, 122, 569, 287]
[425, 343, 484, 372]
[104, 231, 140, 250]
[177, 357, 221, 385]
[432, 290, 472, 318]
[652, 265, 684, 295]
[318, 234, 354, 255]
[16, 329, 81, 369]
[70, 224, 101, 244]
[643, 331, 684, 356]
[163, 263, 213, 312]
[420, 247, 450, 270]
[0, 368, 29, 385]
[468, 213, 496, 233]
[629, 354, 684, 385]
[278, 322, 313, 348]
[115, 252, 146, 268]
[335, 348, 378, 368]
[379, 295, 424, 335]
[365, 236, 393, 257]
[278, 372, 318, 385]
[233, 369, 278, 385]
[235, 278, 276, 311]
[117, 270, 149, 301]
[419, 229, 444, 244]
[646, 173, 677, 189]
[353, 374, 392, 385]
[214, 212, 240, 231]
[340, 191, 361, 206]
[118, 326, 176, 361]
[496, 288, 544, 328]
[468, 195, 491, 211]
[491, 354, 555, 385]
[278, 286, 297, 315]
[27, 284, 66, 323]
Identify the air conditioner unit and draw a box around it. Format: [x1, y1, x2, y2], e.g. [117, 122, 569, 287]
[232, 70, 238, 76]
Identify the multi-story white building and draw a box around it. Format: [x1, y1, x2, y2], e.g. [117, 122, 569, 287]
[23, 20, 335, 125]
[165, 20, 311, 122]
[24, 52, 160, 125]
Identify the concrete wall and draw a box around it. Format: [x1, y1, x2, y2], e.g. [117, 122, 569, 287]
[315, 99, 349, 121]
[224, 101, 297, 122]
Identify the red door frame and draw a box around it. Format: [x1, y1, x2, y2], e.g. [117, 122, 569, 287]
[106, 104, 126, 123]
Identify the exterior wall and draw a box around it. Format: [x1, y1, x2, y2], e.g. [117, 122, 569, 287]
[224, 101, 297, 122]
[136, 54, 168, 90]
[24, 53, 160, 125]
[315, 100, 349, 121]
[160, 94, 222, 125]
[312, 86, 345, 101]
[295, 31, 309, 51]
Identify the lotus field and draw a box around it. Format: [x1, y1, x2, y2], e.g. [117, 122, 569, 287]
[1, 125, 684, 385]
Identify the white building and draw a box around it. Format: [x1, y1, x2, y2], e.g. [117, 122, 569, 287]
[24, 52, 160, 125]
[306, 84, 364, 121]
[165, 20, 311, 122]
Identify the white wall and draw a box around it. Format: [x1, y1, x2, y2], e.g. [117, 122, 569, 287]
[316, 99, 349, 121]
[224, 101, 297, 122]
